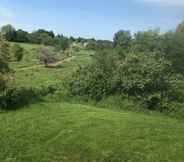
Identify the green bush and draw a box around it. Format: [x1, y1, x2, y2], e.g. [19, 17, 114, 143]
[65, 50, 184, 111]
[0, 88, 40, 109]
[0, 40, 12, 92]
[65, 50, 117, 100]
[115, 53, 175, 109]
[11, 44, 24, 61]
[0, 85, 57, 110]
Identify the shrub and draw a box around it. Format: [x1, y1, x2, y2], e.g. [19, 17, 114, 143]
[65, 50, 184, 111]
[0, 40, 12, 92]
[11, 44, 24, 61]
[115, 53, 172, 105]
[54, 35, 70, 51]
[0, 85, 57, 110]
[0, 87, 40, 109]
[65, 50, 117, 100]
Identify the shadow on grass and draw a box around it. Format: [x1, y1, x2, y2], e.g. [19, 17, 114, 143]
[0, 86, 57, 111]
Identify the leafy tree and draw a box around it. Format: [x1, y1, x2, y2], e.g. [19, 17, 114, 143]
[11, 44, 24, 61]
[1, 24, 17, 41]
[163, 21, 184, 74]
[39, 47, 57, 67]
[16, 29, 29, 42]
[69, 36, 76, 42]
[32, 29, 55, 38]
[76, 37, 86, 43]
[176, 21, 184, 33]
[66, 50, 117, 100]
[113, 30, 132, 50]
[29, 29, 55, 45]
[132, 30, 162, 52]
[55, 35, 70, 51]
[116, 53, 173, 107]
[86, 40, 113, 51]
[41, 33, 55, 46]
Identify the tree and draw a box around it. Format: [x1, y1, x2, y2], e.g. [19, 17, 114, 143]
[1, 24, 17, 41]
[55, 35, 70, 51]
[132, 30, 162, 52]
[176, 21, 184, 33]
[0, 39, 11, 91]
[113, 30, 132, 50]
[16, 29, 29, 42]
[29, 29, 55, 45]
[163, 21, 184, 74]
[69, 36, 76, 42]
[11, 44, 24, 61]
[86, 40, 113, 51]
[39, 47, 57, 67]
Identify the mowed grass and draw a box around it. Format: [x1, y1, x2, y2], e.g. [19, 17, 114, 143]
[0, 102, 184, 162]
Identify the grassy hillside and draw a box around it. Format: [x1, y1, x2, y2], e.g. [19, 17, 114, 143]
[1, 42, 184, 162]
[10, 43, 93, 87]
[1, 102, 184, 162]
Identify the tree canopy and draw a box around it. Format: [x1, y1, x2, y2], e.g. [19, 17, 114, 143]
[113, 30, 132, 50]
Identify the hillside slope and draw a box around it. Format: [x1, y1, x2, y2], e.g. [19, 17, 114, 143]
[0, 102, 184, 162]
[10, 42, 92, 88]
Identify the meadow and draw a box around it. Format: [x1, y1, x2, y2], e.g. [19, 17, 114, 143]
[10, 43, 93, 88]
[0, 41, 184, 162]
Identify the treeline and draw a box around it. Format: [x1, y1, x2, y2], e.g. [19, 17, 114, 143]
[0, 24, 70, 50]
[0, 24, 113, 51]
[85, 23, 184, 74]
[112, 27, 184, 74]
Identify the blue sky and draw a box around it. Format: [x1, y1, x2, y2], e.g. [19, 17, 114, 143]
[0, 0, 184, 40]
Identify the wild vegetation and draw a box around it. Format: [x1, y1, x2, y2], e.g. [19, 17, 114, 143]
[0, 21, 184, 162]
[66, 21, 184, 116]
[0, 38, 12, 92]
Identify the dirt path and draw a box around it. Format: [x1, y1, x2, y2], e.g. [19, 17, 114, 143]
[17, 56, 75, 71]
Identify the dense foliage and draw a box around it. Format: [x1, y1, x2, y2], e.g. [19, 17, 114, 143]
[0, 86, 57, 110]
[0, 39, 12, 92]
[86, 40, 113, 50]
[131, 30, 162, 53]
[66, 21, 184, 111]
[0, 25, 17, 41]
[11, 44, 24, 61]
[113, 30, 132, 50]
[66, 50, 183, 109]
[66, 50, 117, 101]
[54, 35, 70, 51]
[0, 25, 70, 51]
[163, 22, 184, 74]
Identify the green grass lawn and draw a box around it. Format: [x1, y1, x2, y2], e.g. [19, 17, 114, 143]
[0, 102, 184, 162]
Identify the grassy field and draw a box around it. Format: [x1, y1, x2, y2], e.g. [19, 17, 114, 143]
[10, 43, 93, 87]
[1, 102, 184, 162]
[1, 43, 184, 162]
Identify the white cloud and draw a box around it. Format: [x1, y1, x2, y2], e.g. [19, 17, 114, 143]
[138, 0, 184, 7]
